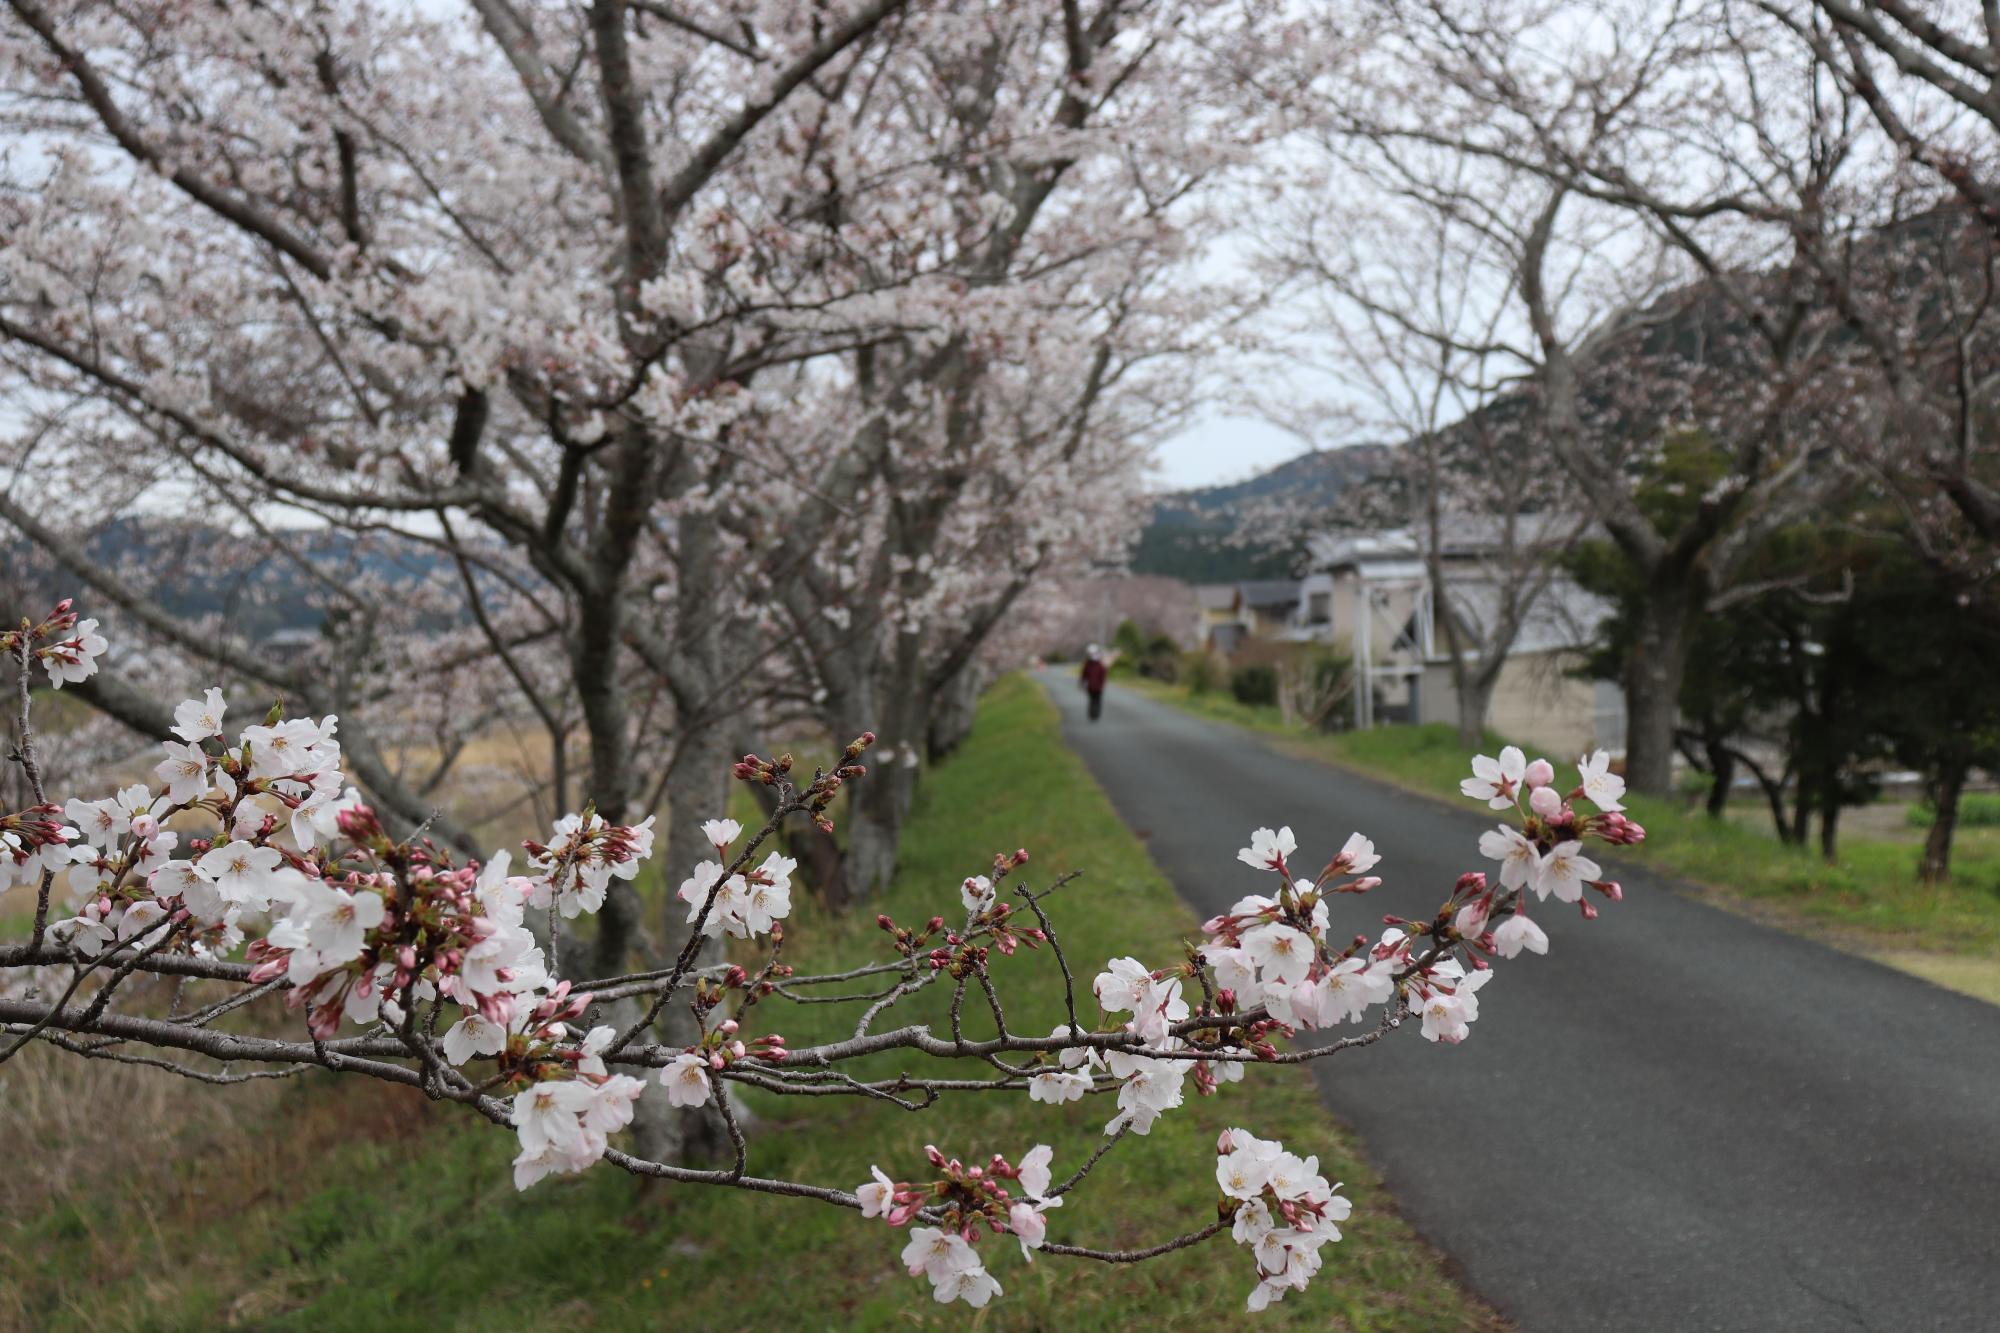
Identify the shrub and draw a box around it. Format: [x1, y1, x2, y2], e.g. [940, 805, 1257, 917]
[1182, 651, 1224, 696]
[1281, 648, 1354, 733]
[1230, 662, 1279, 706]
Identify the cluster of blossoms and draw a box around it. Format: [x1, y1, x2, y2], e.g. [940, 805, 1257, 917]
[1217, 1128, 1353, 1312]
[2, 599, 107, 689]
[1005, 746, 1642, 1307]
[857, 1143, 1060, 1307]
[1056, 826, 1399, 1141]
[950, 849, 1047, 959]
[673, 817, 798, 939]
[5, 601, 669, 1191]
[0, 804, 80, 896]
[659, 1013, 788, 1110]
[1464, 745, 1641, 910]
[56, 701, 358, 969]
[506, 1018, 650, 1189]
[523, 810, 658, 920]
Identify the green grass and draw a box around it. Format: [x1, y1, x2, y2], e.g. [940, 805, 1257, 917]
[4, 675, 1495, 1331]
[1129, 678, 2000, 978]
[1906, 793, 2000, 829]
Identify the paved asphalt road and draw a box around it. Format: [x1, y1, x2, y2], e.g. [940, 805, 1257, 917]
[1040, 672, 2000, 1332]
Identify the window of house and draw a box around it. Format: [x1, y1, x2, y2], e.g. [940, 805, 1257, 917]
[1308, 591, 1331, 624]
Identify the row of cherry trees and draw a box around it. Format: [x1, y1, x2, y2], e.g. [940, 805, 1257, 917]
[0, 0, 1313, 1152]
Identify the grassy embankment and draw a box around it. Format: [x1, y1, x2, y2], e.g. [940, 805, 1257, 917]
[1123, 677, 2000, 1005]
[2, 675, 1497, 1332]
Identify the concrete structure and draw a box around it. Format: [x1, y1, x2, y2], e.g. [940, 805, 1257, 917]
[1273, 526, 1625, 755]
[1193, 583, 1243, 653]
[1194, 580, 1301, 655]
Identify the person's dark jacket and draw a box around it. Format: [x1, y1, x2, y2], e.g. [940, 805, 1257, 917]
[1080, 659, 1108, 693]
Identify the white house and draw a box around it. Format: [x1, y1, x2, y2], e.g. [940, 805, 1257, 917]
[1283, 524, 1626, 756]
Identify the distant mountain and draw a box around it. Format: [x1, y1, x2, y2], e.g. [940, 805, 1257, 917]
[1130, 445, 1398, 583]
[5, 517, 453, 643]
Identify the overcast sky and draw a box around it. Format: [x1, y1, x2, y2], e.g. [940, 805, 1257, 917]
[1151, 414, 1313, 491]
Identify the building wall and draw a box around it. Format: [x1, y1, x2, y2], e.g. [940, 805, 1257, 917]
[1419, 650, 1626, 758]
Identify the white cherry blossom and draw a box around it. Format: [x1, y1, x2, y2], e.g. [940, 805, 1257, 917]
[1330, 831, 1380, 875]
[1478, 825, 1543, 890]
[1536, 841, 1602, 904]
[660, 1053, 713, 1108]
[1493, 914, 1550, 958]
[442, 1013, 508, 1066]
[1578, 751, 1627, 812]
[170, 689, 228, 742]
[1243, 922, 1314, 988]
[857, 1166, 896, 1219]
[1460, 746, 1527, 809]
[1237, 825, 1297, 873]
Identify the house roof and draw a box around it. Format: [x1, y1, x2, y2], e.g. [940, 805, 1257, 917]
[1306, 515, 1592, 572]
[1435, 575, 1613, 656]
[1194, 583, 1239, 611]
[1236, 580, 1301, 609]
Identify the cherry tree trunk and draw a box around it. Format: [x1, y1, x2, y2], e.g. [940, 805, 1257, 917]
[1919, 760, 1968, 885]
[1818, 783, 1842, 863]
[1453, 670, 1496, 752]
[927, 664, 981, 763]
[838, 632, 928, 901]
[629, 723, 734, 1166]
[1622, 586, 1692, 798]
[845, 750, 917, 901]
[1703, 739, 1736, 820]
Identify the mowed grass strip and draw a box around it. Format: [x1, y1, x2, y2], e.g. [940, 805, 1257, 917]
[3, 674, 1498, 1332]
[1125, 677, 2000, 999]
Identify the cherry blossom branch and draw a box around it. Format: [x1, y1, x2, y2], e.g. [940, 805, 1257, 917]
[1041, 1218, 1232, 1264]
[10, 634, 54, 951]
[0, 600, 1644, 1314]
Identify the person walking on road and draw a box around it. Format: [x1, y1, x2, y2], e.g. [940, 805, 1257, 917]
[1080, 644, 1108, 722]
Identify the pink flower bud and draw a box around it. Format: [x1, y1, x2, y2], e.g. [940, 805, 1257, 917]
[1524, 758, 1555, 789]
[1529, 786, 1562, 819]
[1578, 900, 1599, 920]
[307, 1002, 341, 1041]
[719, 1019, 739, 1035]
[1453, 899, 1490, 939]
